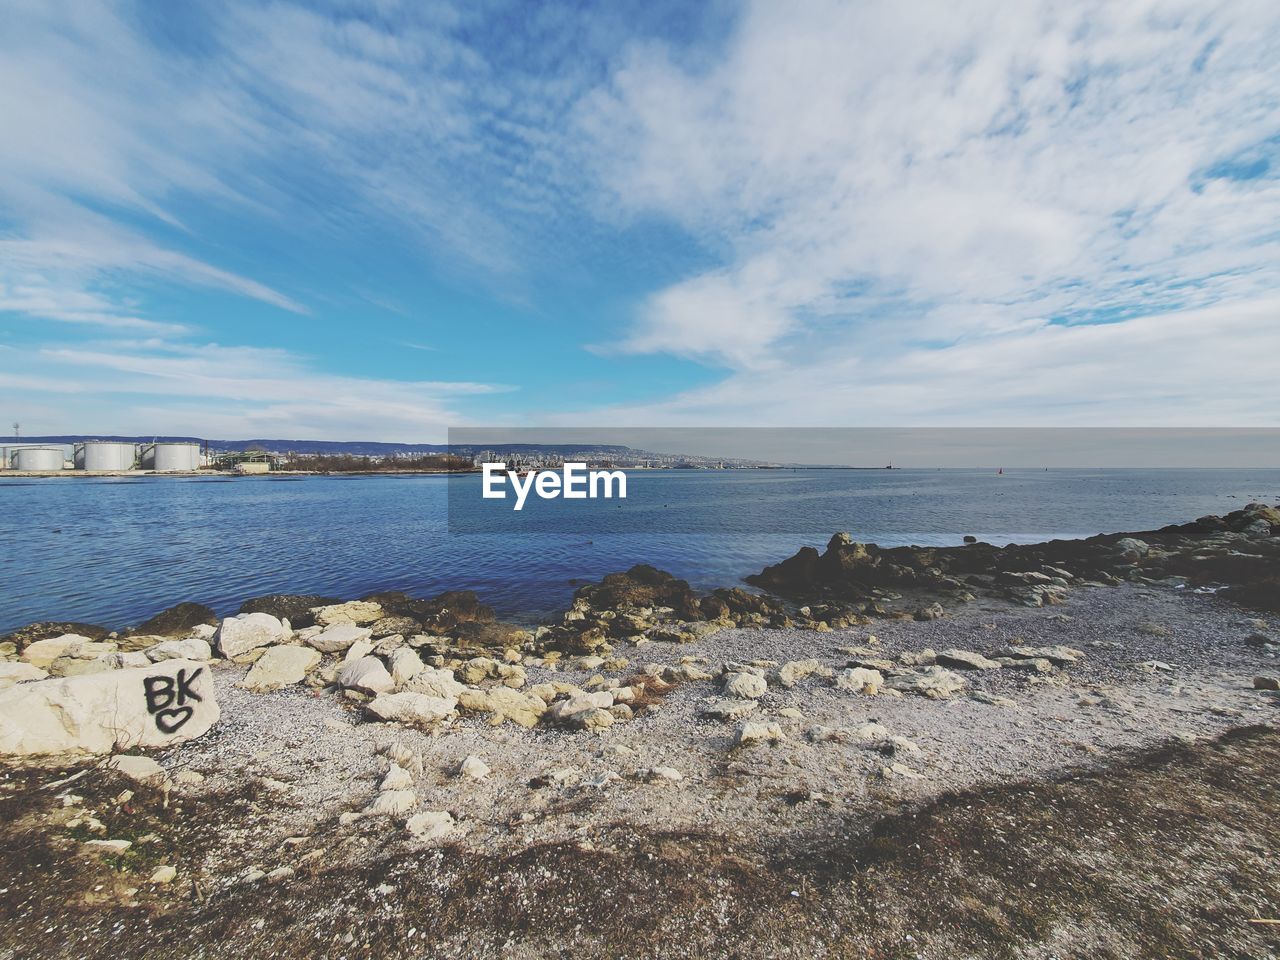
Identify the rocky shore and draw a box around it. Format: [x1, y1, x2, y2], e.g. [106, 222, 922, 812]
[2, 503, 1278, 958]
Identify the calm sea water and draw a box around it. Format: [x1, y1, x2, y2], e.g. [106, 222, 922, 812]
[1, 468, 1275, 633]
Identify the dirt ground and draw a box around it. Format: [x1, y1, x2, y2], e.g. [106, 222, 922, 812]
[2, 726, 1277, 959]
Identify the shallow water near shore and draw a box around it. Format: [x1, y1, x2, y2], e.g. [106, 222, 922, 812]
[1, 467, 1276, 632]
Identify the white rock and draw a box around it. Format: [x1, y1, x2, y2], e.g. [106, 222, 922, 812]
[149, 865, 177, 884]
[549, 692, 616, 729]
[146, 638, 213, 662]
[189, 623, 217, 641]
[365, 789, 415, 816]
[380, 763, 414, 791]
[550, 691, 614, 720]
[834, 667, 883, 694]
[22, 634, 96, 669]
[406, 810, 455, 841]
[311, 601, 384, 627]
[338, 656, 395, 695]
[735, 721, 784, 747]
[47, 655, 119, 678]
[106, 754, 165, 782]
[936, 649, 1002, 671]
[0, 659, 219, 757]
[308, 623, 373, 654]
[387, 648, 425, 688]
[344, 639, 376, 663]
[723, 671, 768, 699]
[645, 766, 684, 783]
[884, 665, 967, 699]
[852, 722, 891, 741]
[240, 646, 321, 693]
[775, 659, 822, 688]
[365, 692, 458, 726]
[458, 755, 490, 780]
[214, 613, 290, 658]
[698, 698, 759, 721]
[85, 838, 132, 854]
[583, 770, 621, 789]
[0, 662, 48, 688]
[403, 666, 464, 699]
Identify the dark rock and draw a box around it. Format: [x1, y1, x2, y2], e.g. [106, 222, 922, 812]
[453, 620, 528, 650]
[1, 621, 113, 650]
[127, 601, 217, 637]
[364, 590, 497, 634]
[575, 566, 701, 618]
[369, 616, 422, 638]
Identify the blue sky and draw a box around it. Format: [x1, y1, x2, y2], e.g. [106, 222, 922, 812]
[1, 0, 1278, 440]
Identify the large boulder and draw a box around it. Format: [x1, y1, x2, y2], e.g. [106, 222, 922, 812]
[311, 601, 384, 627]
[387, 648, 425, 687]
[884, 665, 967, 699]
[214, 613, 290, 658]
[145, 637, 213, 663]
[306, 623, 372, 654]
[834, 667, 884, 694]
[240, 646, 321, 693]
[238, 594, 339, 629]
[0, 662, 49, 689]
[723, 672, 768, 699]
[457, 686, 547, 727]
[936, 649, 1002, 671]
[338, 656, 394, 695]
[365, 692, 458, 726]
[401, 667, 464, 699]
[22, 635, 111, 669]
[0, 659, 219, 756]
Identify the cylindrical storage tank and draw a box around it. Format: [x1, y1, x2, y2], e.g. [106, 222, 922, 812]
[77, 440, 137, 471]
[149, 442, 202, 472]
[12, 447, 67, 471]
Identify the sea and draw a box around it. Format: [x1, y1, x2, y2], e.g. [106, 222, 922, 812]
[1, 468, 1276, 633]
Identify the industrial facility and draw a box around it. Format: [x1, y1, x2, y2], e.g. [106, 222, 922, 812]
[2, 439, 211, 474]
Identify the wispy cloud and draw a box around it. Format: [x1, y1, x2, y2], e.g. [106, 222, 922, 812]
[559, 297, 1280, 426]
[2, 0, 1277, 436]
[578, 0, 1280, 381]
[2, 341, 515, 440]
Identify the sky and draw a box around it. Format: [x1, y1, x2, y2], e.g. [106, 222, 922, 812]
[1, 0, 1279, 441]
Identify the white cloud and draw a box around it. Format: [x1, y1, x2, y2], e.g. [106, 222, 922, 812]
[578, 0, 1280, 391]
[2, 341, 514, 441]
[559, 297, 1280, 426]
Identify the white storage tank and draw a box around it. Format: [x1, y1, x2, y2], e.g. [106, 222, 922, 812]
[12, 446, 67, 471]
[76, 440, 137, 471]
[145, 441, 202, 472]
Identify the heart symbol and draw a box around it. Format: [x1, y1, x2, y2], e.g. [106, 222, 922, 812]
[154, 707, 193, 734]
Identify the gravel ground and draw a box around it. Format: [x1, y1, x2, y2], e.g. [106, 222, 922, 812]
[153, 581, 1279, 883]
[3, 581, 1279, 959]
